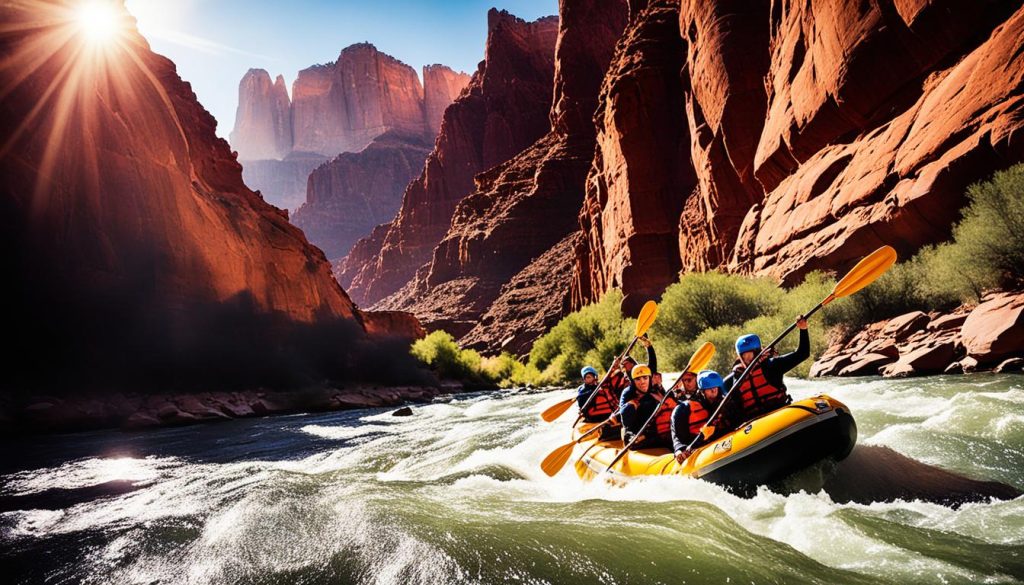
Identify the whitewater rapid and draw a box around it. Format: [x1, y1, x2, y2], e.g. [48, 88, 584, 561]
[2, 375, 1023, 584]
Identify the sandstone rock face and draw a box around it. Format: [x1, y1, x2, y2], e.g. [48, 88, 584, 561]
[574, 0, 695, 315]
[573, 0, 1024, 313]
[368, 1, 628, 346]
[230, 69, 292, 160]
[677, 0, 771, 273]
[812, 292, 1023, 377]
[730, 1, 1024, 283]
[291, 43, 427, 156]
[961, 292, 1024, 364]
[342, 10, 561, 307]
[423, 64, 471, 135]
[241, 153, 328, 211]
[0, 0, 424, 394]
[335, 223, 390, 289]
[292, 132, 430, 260]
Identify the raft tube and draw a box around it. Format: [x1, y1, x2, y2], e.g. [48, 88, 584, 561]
[574, 394, 856, 494]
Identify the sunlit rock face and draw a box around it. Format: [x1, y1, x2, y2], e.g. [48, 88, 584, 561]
[229, 69, 292, 160]
[423, 64, 471, 136]
[292, 131, 431, 262]
[291, 43, 427, 157]
[0, 0, 424, 394]
[572, 0, 1024, 308]
[341, 10, 561, 308]
[366, 0, 629, 356]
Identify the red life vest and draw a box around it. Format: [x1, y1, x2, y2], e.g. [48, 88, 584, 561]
[652, 393, 679, 440]
[687, 399, 712, 437]
[607, 371, 629, 393]
[735, 360, 787, 413]
[584, 386, 619, 418]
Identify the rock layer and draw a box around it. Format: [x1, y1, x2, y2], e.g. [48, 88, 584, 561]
[0, 0, 425, 395]
[572, 0, 1024, 312]
[811, 291, 1024, 378]
[229, 69, 292, 160]
[368, 1, 628, 347]
[342, 10, 561, 307]
[292, 131, 430, 260]
[423, 64, 472, 135]
[290, 43, 427, 156]
[573, 0, 695, 315]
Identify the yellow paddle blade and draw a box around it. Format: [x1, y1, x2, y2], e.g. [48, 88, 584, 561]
[828, 245, 898, 304]
[685, 342, 715, 374]
[634, 300, 658, 338]
[540, 397, 574, 422]
[540, 441, 576, 476]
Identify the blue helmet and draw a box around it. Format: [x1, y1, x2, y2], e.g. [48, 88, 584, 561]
[736, 334, 761, 355]
[697, 370, 724, 391]
[581, 366, 598, 379]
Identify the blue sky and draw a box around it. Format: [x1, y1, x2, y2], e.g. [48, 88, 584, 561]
[125, 0, 558, 138]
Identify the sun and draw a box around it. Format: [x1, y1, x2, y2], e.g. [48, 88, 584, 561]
[75, 0, 122, 43]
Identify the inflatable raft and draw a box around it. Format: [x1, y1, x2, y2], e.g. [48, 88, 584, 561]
[574, 394, 856, 493]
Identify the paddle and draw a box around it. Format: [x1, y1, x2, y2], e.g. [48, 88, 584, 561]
[539, 300, 659, 422]
[683, 245, 898, 454]
[601, 342, 716, 473]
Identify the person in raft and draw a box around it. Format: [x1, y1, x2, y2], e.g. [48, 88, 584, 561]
[606, 334, 657, 395]
[618, 364, 677, 449]
[723, 315, 810, 421]
[576, 366, 622, 440]
[670, 370, 739, 462]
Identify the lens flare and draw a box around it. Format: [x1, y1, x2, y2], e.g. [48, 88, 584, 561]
[75, 0, 120, 43]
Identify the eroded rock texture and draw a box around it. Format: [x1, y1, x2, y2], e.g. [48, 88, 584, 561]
[0, 0, 424, 394]
[423, 64, 472, 135]
[342, 10, 561, 307]
[230, 69, 292, 160]
[292, 131, 431, 261]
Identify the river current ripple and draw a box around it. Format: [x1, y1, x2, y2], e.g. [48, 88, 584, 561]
[2, 374, 1023, 584]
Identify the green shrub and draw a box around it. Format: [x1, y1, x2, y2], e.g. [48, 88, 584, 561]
[410, 331, 489, 385]
[528, 290, 629, 382]
[654, 271, 782, 348]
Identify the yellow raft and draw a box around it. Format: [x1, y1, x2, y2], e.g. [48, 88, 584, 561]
[573, 394, 856, 493]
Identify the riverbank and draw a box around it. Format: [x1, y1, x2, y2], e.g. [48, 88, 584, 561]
[0, 382, 471, 436]
[812, 290, 1024, 378]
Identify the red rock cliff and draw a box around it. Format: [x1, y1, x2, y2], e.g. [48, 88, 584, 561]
[572, 0, 1024, 313]
[372, 0, 629, 355]
[342, 10, 560, 307]
[423, 64, 471, 135]
[230, 69, 292, 160]
[573, 0, 696, 315]
[0, 0, 424, 393]
[292, 131, 431, 261]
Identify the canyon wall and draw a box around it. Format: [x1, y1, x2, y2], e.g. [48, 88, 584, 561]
[229, 69, 292, 160]
[341, 10, 561, 308]
[0, 0, 426, 395]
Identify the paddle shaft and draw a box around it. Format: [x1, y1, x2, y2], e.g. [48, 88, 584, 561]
[684, 301, 825, 452]
[573, 336, 640, 426]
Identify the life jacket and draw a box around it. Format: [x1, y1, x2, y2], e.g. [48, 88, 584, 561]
[651, 392, 679, 440]
[735, 358, 787, 413]
[583, 385, 619, 419]
[607, 371, 630, 394]
[687, 398, 713, 437]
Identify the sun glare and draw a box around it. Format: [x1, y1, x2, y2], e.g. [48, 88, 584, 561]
[75, 1, 121, 43]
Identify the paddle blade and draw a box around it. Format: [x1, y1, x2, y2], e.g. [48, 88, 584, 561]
[829, 245, 898, 303]
[685, 342, 715, 374]
[634, 300, 659, 338]
[701, 425, 715, 440]
[540, 442, 576, 476]
[540, 398, 574, 422]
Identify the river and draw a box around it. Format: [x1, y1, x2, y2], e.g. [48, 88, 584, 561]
[2, 375, 1023, 584]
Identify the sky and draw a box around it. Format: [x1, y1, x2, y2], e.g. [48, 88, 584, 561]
[123, 0, 558, 138]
